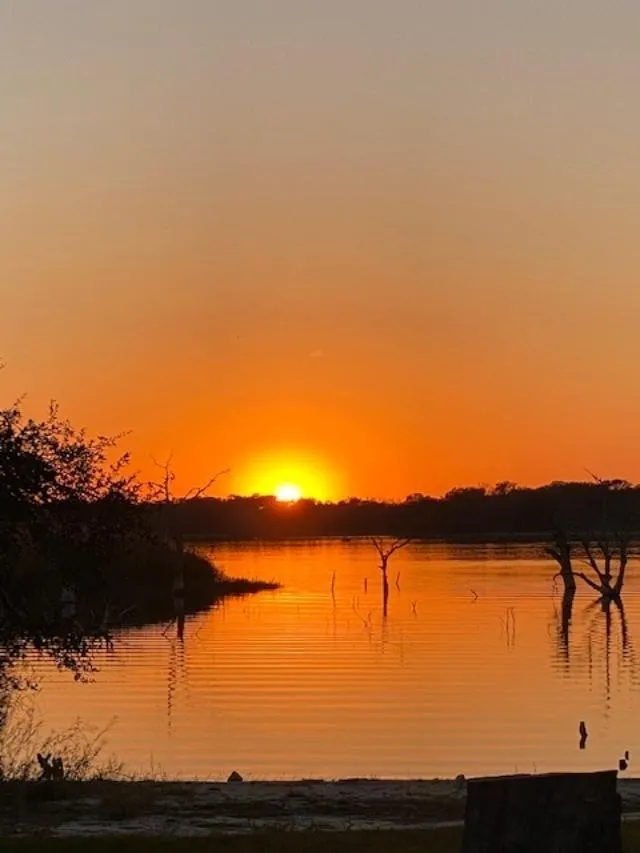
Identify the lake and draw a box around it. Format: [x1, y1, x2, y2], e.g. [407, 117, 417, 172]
[21, 540, 640, 780]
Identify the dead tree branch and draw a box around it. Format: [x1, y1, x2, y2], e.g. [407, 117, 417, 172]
[370, 537, 412, 618]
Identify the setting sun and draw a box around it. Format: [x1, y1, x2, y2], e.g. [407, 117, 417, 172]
[275, 483, 302, 502]
[234, 450, 338, 502]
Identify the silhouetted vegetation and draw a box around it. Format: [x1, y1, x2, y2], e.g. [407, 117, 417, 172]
[546, 477, 633, 599]
[0, 400, 274, 687]
[158, 479, 640, 542]
[541, 477, 638, 673]
[0, 400, 141, 684]
[144, 456, 234, 639]
[102, 541, 277, 629]
[371, 538, 411, 617]
[547, 531, 630, 600]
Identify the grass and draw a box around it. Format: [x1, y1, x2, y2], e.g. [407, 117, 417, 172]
[3, 823, 640, 851]
[96, 782, 162, 821]
[0, 699, 123, 784]
[0, 818, 638, 851]
[0, 830, 462, 851]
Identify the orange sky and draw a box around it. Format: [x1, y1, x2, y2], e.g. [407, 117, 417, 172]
[3, 1, 640, 500]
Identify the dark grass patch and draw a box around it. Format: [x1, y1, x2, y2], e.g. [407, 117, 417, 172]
[0, 828, 463, 852]
[3, 823, 640, 851]
[0, 780, 465, 828]
[0, 781, 163, 827]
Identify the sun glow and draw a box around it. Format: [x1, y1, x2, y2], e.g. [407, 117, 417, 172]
[275, 483, 303, 502]
[234, 450, 338, 502]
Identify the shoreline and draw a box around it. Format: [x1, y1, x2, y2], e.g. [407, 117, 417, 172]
[4, 776, 640, 837]
[191, 533, 554, 545]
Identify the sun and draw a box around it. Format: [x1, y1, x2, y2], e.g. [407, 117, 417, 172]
[235, 449, 340, 501]
[275, 483, 302, 502]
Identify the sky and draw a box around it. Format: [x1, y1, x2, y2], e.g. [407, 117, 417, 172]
[3, 0, 640, 500]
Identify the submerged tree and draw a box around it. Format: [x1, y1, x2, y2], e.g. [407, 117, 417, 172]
[371, 537, 411, 617]
[546, 478, 633, 602]
[545, 477, 636, 668]
[548, 532, 630, 600]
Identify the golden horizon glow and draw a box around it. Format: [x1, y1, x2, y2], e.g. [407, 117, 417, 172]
[234, 450, 337, 502]
[7, 3, 640, 497]
[275, 483, 302, 502]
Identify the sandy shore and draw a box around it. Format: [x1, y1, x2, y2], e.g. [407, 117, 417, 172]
[3, 777, 640, 837]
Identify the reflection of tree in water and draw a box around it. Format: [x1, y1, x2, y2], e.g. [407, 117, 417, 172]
[554, 588, 575, 667]
[165, 605, 186, 736]
[552, 590, 639, 703]
[370, 538, 411, 620]
[586, 597, 638, 710]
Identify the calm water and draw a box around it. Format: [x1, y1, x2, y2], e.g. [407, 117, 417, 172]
[22, 540, 640, 779]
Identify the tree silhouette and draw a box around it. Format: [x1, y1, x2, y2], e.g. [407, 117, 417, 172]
[0, 400, 139, 685]
[371, 537, 411, 617]
[148, 456, 229, 638]
[546, 477, 633, 602]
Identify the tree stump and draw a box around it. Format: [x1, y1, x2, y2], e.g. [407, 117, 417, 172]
[462, 770, 621, 853]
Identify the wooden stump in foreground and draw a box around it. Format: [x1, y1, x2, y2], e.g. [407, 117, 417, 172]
[462, 770, 621, 853]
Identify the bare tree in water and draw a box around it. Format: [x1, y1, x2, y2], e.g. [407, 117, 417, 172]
[546, 485, 632, 602]
[547, 477, 635, 664]
[371, 538, 411, 617]
[150, 456, 229, 640]
[577, 534, 630, 599]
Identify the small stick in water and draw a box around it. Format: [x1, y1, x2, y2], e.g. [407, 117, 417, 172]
[579, 721, 588, 749]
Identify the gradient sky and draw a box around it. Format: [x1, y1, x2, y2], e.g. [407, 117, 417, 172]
[3, 1, 640, 499]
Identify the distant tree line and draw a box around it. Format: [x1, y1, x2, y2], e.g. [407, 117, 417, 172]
[161, 479, 639, 541]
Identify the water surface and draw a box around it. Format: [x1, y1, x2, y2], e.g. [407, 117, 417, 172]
[26, 540, 640, 779]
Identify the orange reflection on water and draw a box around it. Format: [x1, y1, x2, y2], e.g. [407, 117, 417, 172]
[24, 541, 640, 780]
